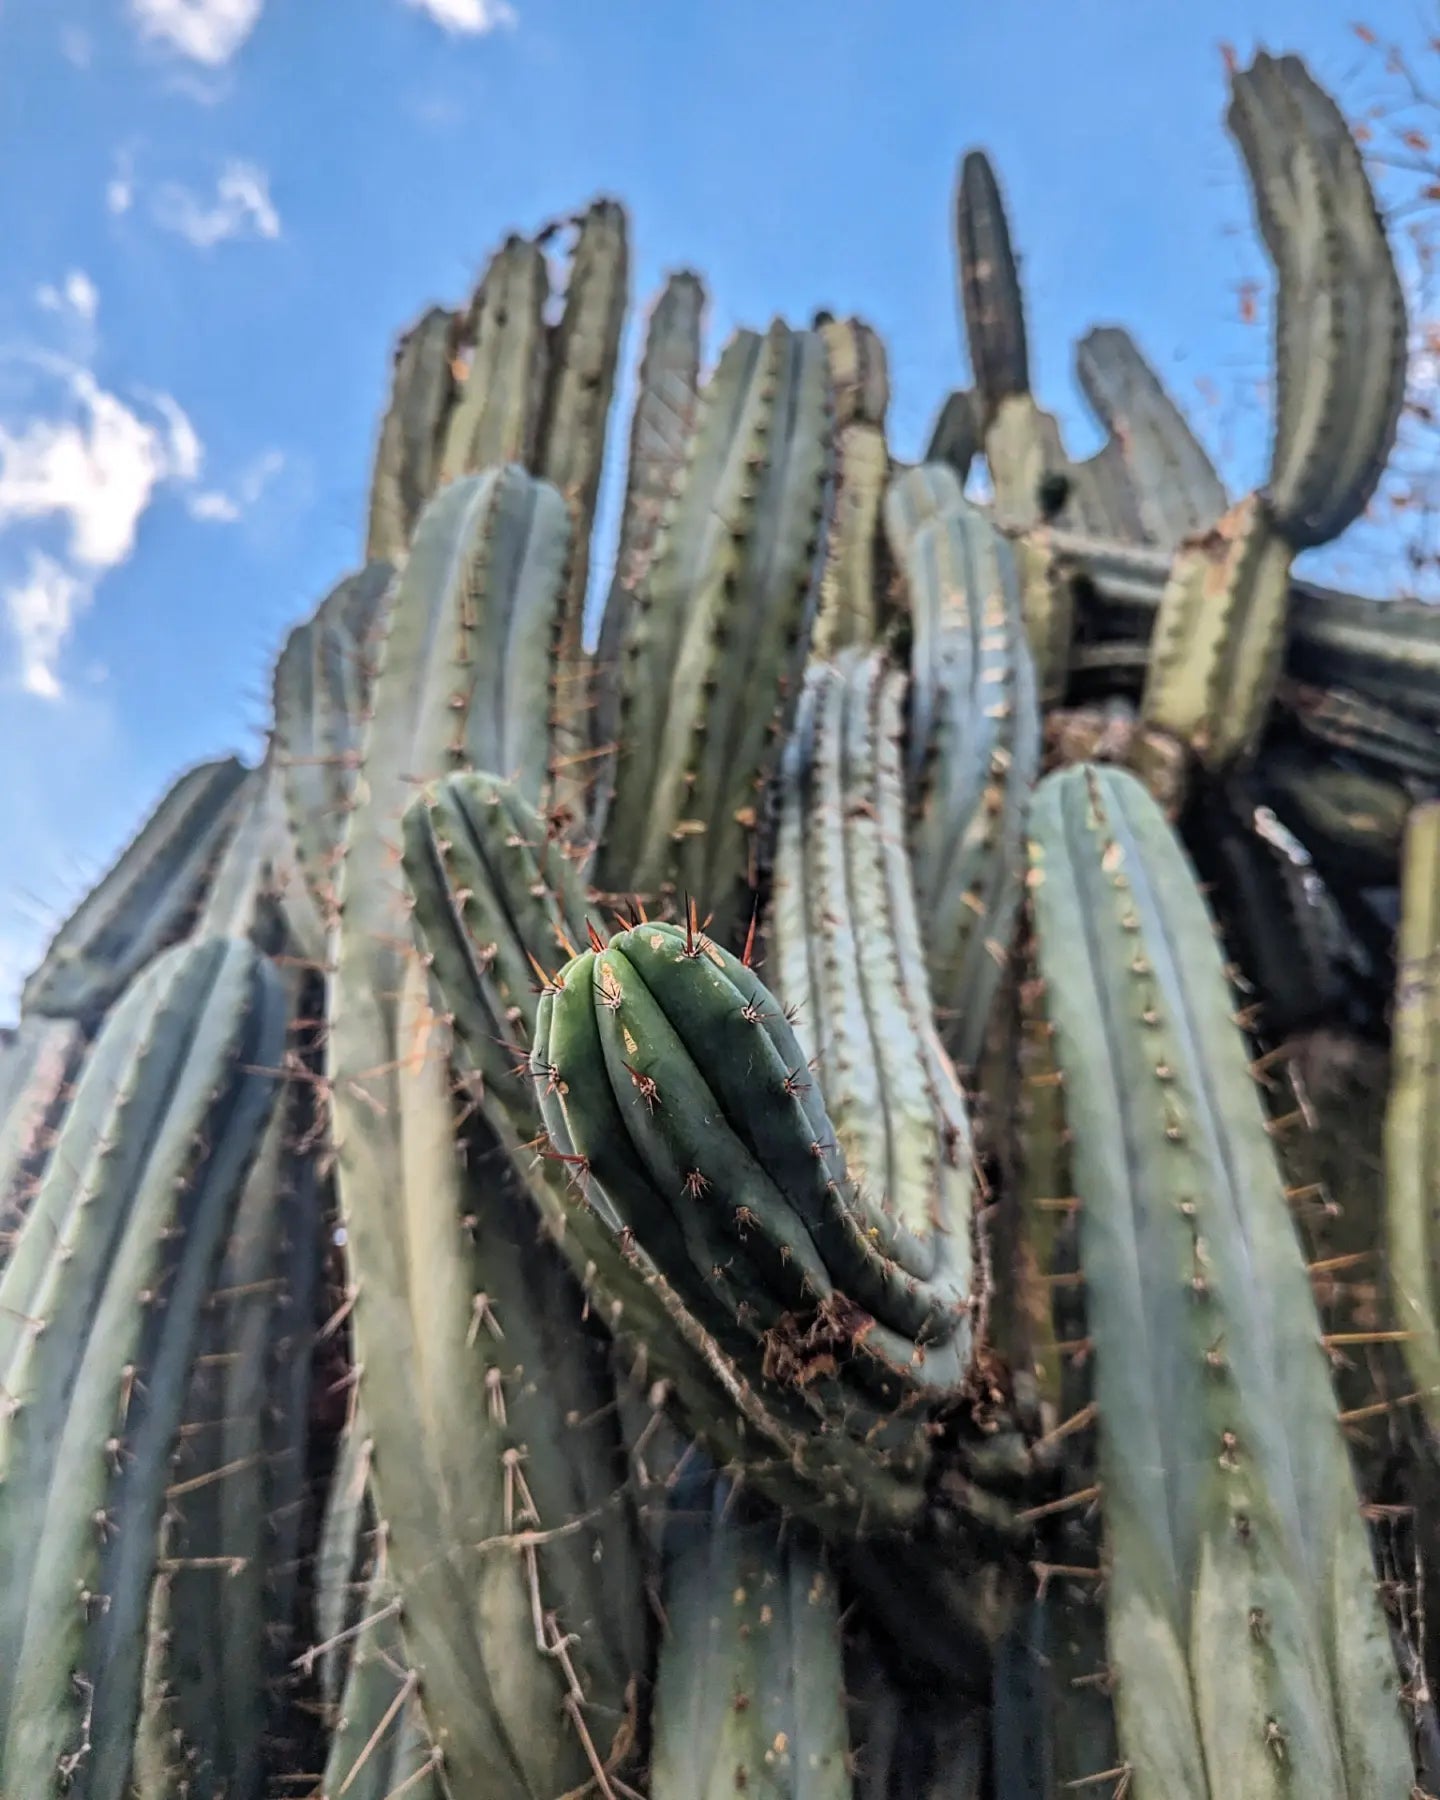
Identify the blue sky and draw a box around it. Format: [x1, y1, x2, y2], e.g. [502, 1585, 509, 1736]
[0, 0, 1427, 1020]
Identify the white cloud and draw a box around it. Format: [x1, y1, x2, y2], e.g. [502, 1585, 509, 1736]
[107, 150, 135, 217]
[5, 555, 85, 700]
[189, 446, 284, 522]
[403, 0, 517, 32]
[0, 369, 202, 570]
[35, 272, 99, 327]
[151, 160, 280, 249]
[128, 0, 264, 66]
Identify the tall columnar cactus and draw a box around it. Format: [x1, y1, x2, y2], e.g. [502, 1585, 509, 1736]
[1385, 801, 1440, 1439]
[365, 305, 460, 565]
[954, 149, 1029, 421]
[0, 935, 289, 1797]
[811, 315, 891, 656]
[22, 755, 252, 1023]
[648, 1464, 852, 1799]
[1226, 50, 1408, 551]
[438, 234, 551, 483]
[1074, 325, 1228, 550]
[534, 198, 629, 829]
[595, 319, 834, 943]
[883, 464, 1042, 1068]
[1025, 762, 1414, 1797]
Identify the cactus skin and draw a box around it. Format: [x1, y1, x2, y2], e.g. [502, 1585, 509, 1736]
[984, 394, 1071, 535]
[883, 464, 1042, 1069]
[535, 198, 629, 829]
[592, 271, 706, 783]
[1026, 762, 1413, 1799]
[1074, 326, 1228, 550]
[1280, 678, 1440, 785]
[648, 1464, 851, 1799]
[365, 305, 460, 565]
[812, 316, 890, 657]
[438, 234, 551, 483]
[0, 1015, 85, 1266]
[0, 935, 288, 1798]
[271, 561, 394, 948]
[22, 755, 252, 1023]
[955, 150, 1029, 420]
[1259, 748, 1413, 887]
[769, 648, 977, 1331]
[1137, 492, 1293, 774]
[596, 321, 833, 944]
[1385, 802, 1440, 1439]
[1013, 527, 1074, 709]
[1227, 51, 1407, 551]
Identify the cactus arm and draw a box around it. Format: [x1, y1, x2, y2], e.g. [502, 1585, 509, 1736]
[812, 317, 889, 657]
[0, 1016, 86, 1269]
[438, 235, 551, 482]
[21, 756, 252, 1023]
[1385, 802, 1440, 1435]
[1137, 492, 1293, 775]
[955, 150, 1030, 419]
[1074, 326, 1228, 549]
[925, 387, 981, 486]
[365, 304, 459, 565]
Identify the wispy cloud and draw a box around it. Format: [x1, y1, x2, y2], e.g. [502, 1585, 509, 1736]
[402, 0, 517, 33]
[128, 0, 264, 66]
[189, 447, 285, 523]
[6, 556, 85, 701]
[151, 160, 281, 249]
[35, 273, 99, 328]
[60, 26, 94, 69]
[107, 150, 136, 218]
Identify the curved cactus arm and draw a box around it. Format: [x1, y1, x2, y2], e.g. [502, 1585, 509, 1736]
[649, 1466, 852, 1799]
[1280, 680, 1440, 785]
[1136, 492, 1293, 778]
[365, 304, 460, 566]
[0, 937, 288, 1797]
[1026, 762, 1413, 1799]
[1385, 801, 1440, 1438]
[812, 317, 889, 657]
[591, 271, 706, 776]
[955, 150, 1029, 419]
[1075, 326, 1228, 550]
[1063, 436, 1150, 542]
[769, 647, 977, 1317]
[0, 1015, 86, 1269]
[599, 321, 833, 944]
[535, 198, 629, 828]
[21, 756, 252, 1023]
[438, 234, 551, 483]
[984, 394, 1073, 536]
[883, 467, 1042, 1068]
[1226, 51, 1407, 551]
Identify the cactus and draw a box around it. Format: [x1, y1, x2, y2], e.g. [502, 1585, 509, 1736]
[22, 755, 252, 1023]
[954, 150, 1029, 420]
[883, 464, 1042, 1068]
[924, 387, 981, 487]
[1025, 763, 1414, 1797]
[812, 315, 891, 657]
[438, 234, 551, 483]
[595, 320, 833, 942]
[1136, 491, 1294, 777]
[1074, 325, 1228, 550]
[1385, 802, 1440, 1438]
[0, 935, 289, 1796]
[1259, 748, 1413, 887]
[649, 1463, 852, 1799]
[1280, 678, 1440, 785]
[1227, 50, 1407, 550]
[366, 305, 460, 565]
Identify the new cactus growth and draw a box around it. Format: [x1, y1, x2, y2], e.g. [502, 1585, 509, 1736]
[1025, 763, 1414, 1797]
